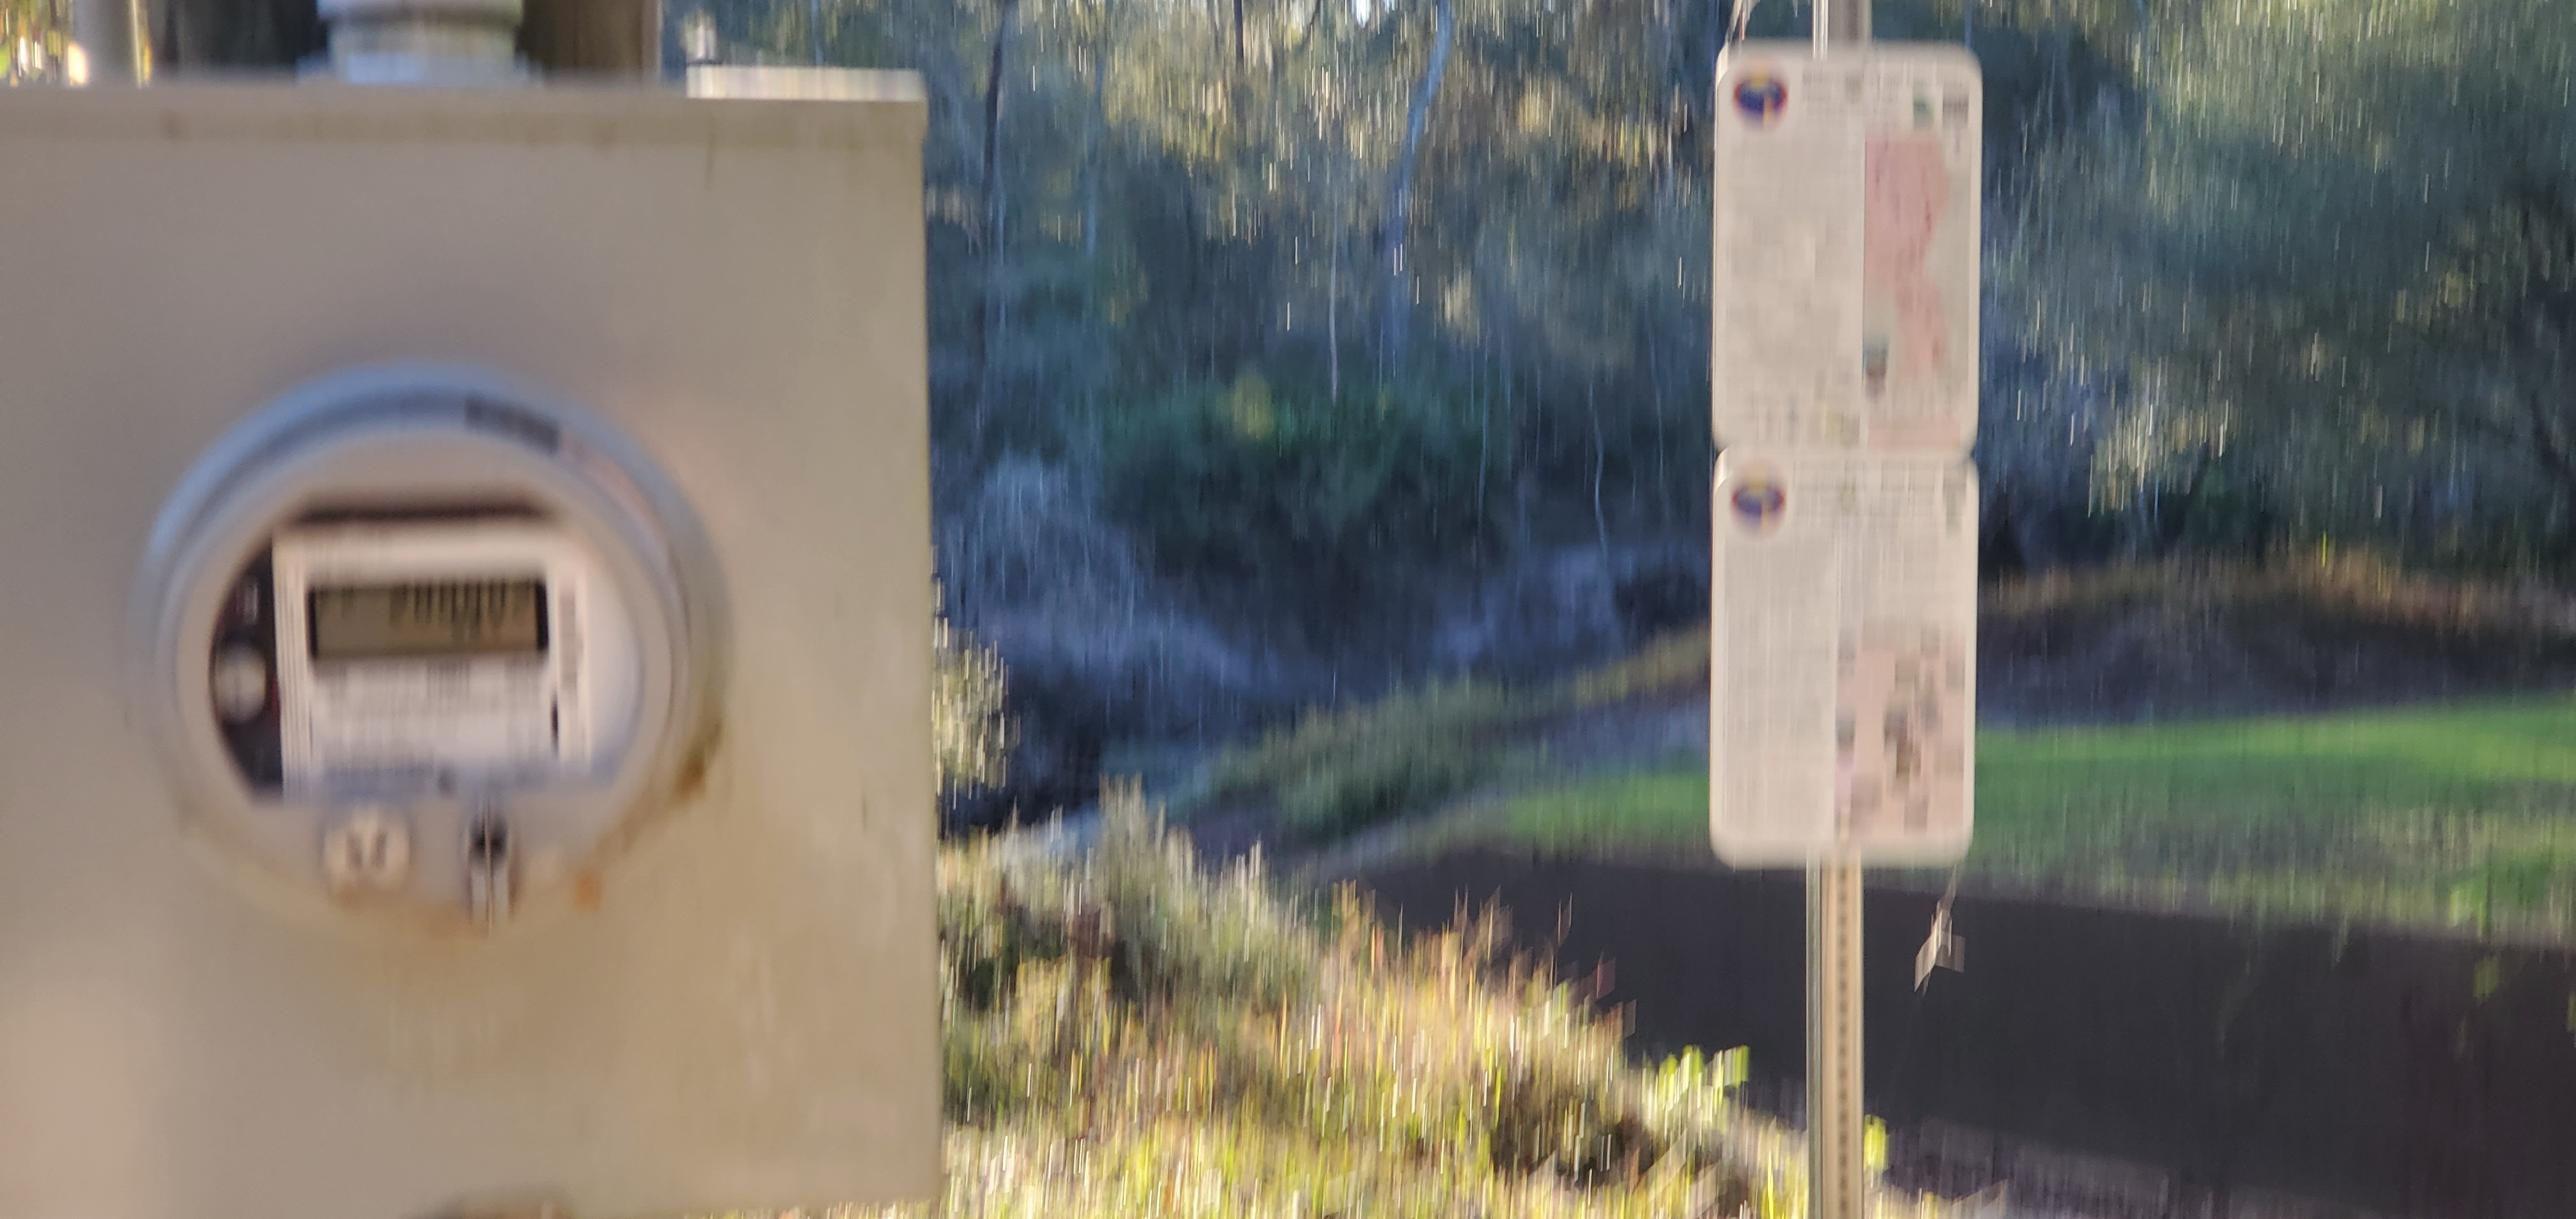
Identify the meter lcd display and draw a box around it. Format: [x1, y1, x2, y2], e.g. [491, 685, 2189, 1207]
[307, 579, 549, 660]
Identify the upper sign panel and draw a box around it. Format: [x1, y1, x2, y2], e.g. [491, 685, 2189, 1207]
[1713, 42, 1983, 454]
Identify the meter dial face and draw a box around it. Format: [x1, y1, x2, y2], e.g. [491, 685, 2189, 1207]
[307, 579, 548, 660]
[264, 521, 613, 799]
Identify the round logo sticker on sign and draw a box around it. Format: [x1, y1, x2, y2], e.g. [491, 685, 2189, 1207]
[1733, 69, 1788, 127]
[1729, 465, 1788, 535]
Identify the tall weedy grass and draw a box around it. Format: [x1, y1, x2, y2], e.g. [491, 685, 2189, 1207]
[714, 786, 1944, 1218]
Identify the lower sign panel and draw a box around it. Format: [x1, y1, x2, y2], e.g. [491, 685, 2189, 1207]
[1710, 449, 1977, 866]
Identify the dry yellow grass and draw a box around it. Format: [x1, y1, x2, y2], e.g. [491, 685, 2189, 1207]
[700, 789, 1955, 1219]
[1981, 552, 2576, 641]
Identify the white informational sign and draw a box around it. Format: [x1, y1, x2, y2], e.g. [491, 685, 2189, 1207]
[1709, 449, 1977, 866]
[1712, 42, 1982, 454]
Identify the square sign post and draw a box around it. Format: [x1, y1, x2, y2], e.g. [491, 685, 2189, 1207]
[1709, 3, 1982, 1215]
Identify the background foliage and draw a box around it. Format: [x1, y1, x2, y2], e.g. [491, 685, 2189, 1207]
[675, 0, 2574, 599]
[671, 0, 2576, 812]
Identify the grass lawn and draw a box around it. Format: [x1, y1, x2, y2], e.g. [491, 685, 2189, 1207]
[1186, 631, 1710, 843]
[1452, 696, 2576, 939]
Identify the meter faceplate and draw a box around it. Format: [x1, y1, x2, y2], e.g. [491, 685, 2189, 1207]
[134, 372, 705, 935]
[267, 521, 638, 797]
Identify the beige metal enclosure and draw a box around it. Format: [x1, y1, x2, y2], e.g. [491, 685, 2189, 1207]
[0, 81, 937, 1218]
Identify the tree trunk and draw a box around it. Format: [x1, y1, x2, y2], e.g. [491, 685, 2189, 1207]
[1328, 143, 1344, 400]
[1703, 0, 1725, 110]
[1588, 375, 1611, 569]
[1080, 77, 1101, 263]
[1080, 0, 1112, 420]
[974, 0, 1022, 450]
[1081, 0, 1113, 264]
[981, 0, 1018, 260]
[1380, 0, 1452, 362]
[1646, 321, 1673, 529]
[1231, 0, 1244, 66]
[1328, 222, 1341, 399]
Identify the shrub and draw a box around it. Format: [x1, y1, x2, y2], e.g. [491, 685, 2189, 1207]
[1098, 371, 1506, 600]
[933, 581, 1014, 798]
[907, 788, 1790, 1218]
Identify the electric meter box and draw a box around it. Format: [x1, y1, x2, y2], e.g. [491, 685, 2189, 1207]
[0, 82, 937, 1218]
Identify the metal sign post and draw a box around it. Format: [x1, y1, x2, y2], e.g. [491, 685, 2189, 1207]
[1808, 857, 1869, 1219]
[1820, 0, 1870, 47]
[1814, 2, 1869, 1211]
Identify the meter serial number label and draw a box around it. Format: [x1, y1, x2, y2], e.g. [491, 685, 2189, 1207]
[308, 579, 549, 660]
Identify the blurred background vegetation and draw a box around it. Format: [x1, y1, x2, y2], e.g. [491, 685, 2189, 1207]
[1, 0, 72, 80]
[663, 0, 2576, 829]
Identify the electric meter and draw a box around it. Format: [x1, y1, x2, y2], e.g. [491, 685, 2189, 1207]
[0, 78, 939, 1218]
[132, 365, 723, 934]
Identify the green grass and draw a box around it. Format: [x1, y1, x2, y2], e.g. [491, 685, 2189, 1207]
[1468, 767, 1716, 856]
[801, 789, 1956, 1219]
[1455, 696, 2576, 939]
[1190, 631, 1710, 843]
